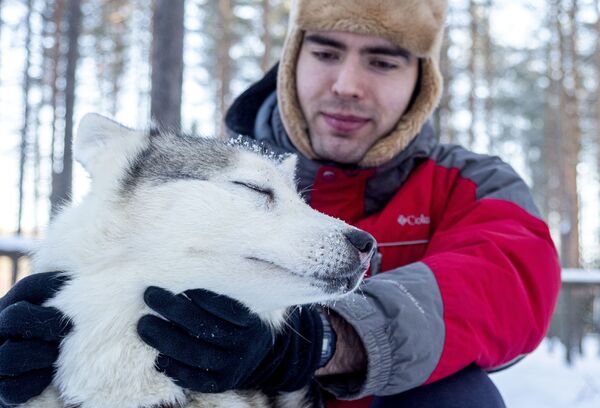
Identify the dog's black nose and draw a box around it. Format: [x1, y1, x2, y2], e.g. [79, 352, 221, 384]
[345, 229, 375, 254]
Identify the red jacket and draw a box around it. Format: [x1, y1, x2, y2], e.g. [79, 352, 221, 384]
[312, 155, 560, 407]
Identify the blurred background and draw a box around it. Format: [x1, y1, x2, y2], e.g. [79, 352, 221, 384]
[0, 0, 599, 406]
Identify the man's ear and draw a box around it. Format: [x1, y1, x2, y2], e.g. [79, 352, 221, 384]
[74, 113, 147, 179]
[278, 154, 298, 185]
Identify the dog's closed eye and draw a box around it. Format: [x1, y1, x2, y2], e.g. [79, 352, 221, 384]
[232, 181, 275, 202]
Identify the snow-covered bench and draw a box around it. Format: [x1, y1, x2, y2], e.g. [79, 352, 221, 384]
[0, 236, 33, 286]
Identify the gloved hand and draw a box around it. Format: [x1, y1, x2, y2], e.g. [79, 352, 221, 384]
[138, 287, 324, 394]
[0, 272, 72, 406]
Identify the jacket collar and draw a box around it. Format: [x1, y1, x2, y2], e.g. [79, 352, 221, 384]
[225, 64, 279, 139]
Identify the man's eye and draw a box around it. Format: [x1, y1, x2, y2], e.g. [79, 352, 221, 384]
[232, 181, 274, 201]
[370, 60, 399, 70]
[312, 51, 338, 62]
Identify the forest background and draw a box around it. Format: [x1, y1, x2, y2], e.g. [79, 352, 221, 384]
[2, 0, 598, 269]
[0, 0, 600, 350]
[0, 0, 600, 405]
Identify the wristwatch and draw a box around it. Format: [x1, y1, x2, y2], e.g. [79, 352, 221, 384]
[318, 312, 337, 368]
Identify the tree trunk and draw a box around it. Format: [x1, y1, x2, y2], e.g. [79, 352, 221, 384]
[97, 0, 130, 117]
[32, 97, 42, 235]
[51, 0, 81, 216]
[595, 0, 600, 199]
[437, 17, 454, 143]
[109, 31, 127, 117]
[482, 0, 495, 152]
[216, 0, 233, 139]
[132, 0, 151, 126]
[468, 0, 478, 148]
[48, 0, 65, 217]
[17, 0, 34, 234]
[261, 0, 272, 72]
[556, 0, 582, 268]
[150, 0, 185, 131]
[0, 0, 4, 93]
[564, 0, 583, 268]
[542, 32, 560, 222]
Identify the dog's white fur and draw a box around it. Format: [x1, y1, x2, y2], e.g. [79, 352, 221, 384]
[20, 114, 370, 408]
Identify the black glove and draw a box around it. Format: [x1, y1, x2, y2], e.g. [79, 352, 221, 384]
[138, 286, 324, 394]
[0, 272, 72, 406]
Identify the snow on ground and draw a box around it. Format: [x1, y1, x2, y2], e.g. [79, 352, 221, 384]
[492, 335, 600, 407]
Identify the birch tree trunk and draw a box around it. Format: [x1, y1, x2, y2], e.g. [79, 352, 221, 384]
[17, 0, 34, 234]
[32, 102, 41, 235]
[150, 0, 185, 131]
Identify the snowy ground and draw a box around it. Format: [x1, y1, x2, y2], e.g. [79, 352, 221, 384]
[492, 335, 600, 407]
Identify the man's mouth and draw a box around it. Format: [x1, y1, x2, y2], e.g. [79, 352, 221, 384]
[321, 112, 370, 133]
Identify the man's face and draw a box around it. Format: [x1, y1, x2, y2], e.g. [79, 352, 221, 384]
[296, 31, 419, 164]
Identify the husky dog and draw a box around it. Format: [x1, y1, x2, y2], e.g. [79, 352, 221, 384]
[21, 114, 374, 408]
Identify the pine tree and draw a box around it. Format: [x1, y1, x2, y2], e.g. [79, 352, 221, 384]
[89, 0, 131, 116]
[436, 10, 455, 144]
[50, 0, 82, 216]
[150, 0, 185, 131]
[44, 0, 66, 218]
[467, 0, 479, 149]
[557, 0, 582, 268]
[482, 0, 495, 152]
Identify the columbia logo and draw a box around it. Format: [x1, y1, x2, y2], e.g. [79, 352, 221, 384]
[397, 214, 431, 226]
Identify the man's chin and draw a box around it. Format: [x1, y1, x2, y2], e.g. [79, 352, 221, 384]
[315, 149, 364, 164]
[310, 138, 367, 164]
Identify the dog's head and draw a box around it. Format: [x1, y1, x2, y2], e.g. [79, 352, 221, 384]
[68, 113, 375, 315]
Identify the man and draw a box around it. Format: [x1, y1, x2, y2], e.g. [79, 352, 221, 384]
[0, 1, 560, 407]
[222, 0, 560, 405]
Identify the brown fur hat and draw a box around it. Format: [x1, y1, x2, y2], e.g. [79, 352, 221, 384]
[277, 0, 448, 167]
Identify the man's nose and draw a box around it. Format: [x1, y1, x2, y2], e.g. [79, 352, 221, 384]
[331, 60, 364, 99]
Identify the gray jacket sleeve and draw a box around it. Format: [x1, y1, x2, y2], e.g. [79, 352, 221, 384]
[317, 262, 445, 399]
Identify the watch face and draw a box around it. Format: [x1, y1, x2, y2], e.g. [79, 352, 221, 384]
[321, 336, 332, 356]
[319, 314, 336, 367]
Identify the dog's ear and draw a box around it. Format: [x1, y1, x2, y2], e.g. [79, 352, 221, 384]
[278, 154, 297, 184]
[74, 113, 147, 178]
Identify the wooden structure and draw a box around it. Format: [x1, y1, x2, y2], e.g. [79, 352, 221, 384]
[547, 269, 600, 364]
[0, 237, 33, 285]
